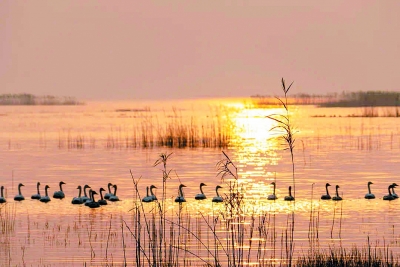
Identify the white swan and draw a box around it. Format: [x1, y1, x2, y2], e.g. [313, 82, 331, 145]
[0, 186, 6, 203]
[391, 183, 398, 198]
[267, 182, 278, 200]
[53, 181, 66, 199]
[175, 184, 186, 202]
[321, 183, 331, 200]
[284, 186, 295, 201]
[332, 185, 342, 201]
[364, 181, 375, 199]
[104, 183, 113, 199]
[40, 185, 51, 203]
[212, 185, 223, 203]
[195, 183, 207, 200]
[383, 184, 395, 201]
[81, 185, 91, 203]
[71, 185, 83, 204]
[88, 190, 100, 208]
[142, 186, 153, 202]
[14, 183, 25, 201]
[31, 182, 41, 200]
[109, 185, 120, 201]
[98, 188, 107, 205]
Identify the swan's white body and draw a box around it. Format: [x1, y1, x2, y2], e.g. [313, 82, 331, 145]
[40, 185, 51, 203]
[104, 183, 113, 199]
[364, 181, 375, 199]
[195, 183, 207, 200]
[321, 183, 331, 200]
[175, 184, 186, 202]
[142, 186, 152, 202]
[267, 182, 278, 200]
[383, 185, 395, 201]
[212, 185, 223, 203]
[0, 186, 6, 203]
[14, 183, 25, 201]
[31, 182, 41, 200]
[98, 188, 107, 205]
[332, 185, 342, 201]
[284, 186, 295, 201]
[88, 191, 100, 208]
[71, 185, 83, 204]
[109, 185, 120, 201]
[53, 181, 66, 199]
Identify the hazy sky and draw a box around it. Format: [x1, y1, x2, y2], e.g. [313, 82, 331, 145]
[0, 1, 399, 100]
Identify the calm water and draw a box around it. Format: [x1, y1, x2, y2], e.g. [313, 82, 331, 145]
[1, 99, 400, 266]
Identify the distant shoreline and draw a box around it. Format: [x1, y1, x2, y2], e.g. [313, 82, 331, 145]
[0, 93, 84, 105]
[251, 91, 400, 107]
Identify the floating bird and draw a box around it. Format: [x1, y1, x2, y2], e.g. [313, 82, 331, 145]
[284, 186, 295, 201]
[149, 185, 157, 201]
[98, 188, 107, 205]
[81, 185, 91, 203]
[53, 181, 66, 199]
[391, 183, 399, 198]
[31, 182, 41, 200]
[14, 183, 25, 201]
[85, 189, 94, 206]
[104, 183, 113, 199]
[321, 183, 331, 200]
[71, 185, 83, 204]
[109, 185, 120, 201]
[40, 185, 51, 203]
[195, 183, 207, 200]
[175, 184, 187, 202]
[383, 184, 396, 201]
[332, 185, 342, 201]
[142, 187, 153, 202]
[364, 181, 375, 199]
[267, 182, 278, 200]
[88, 190, 100, 208]
[0, 186, 6, 203]
[212, 185, 223, 203]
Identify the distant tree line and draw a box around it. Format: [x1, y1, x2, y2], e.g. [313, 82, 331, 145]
[0, 93, 84, 105]
[251, 91, 400, 107]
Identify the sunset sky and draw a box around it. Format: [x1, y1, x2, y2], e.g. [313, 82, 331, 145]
[0, 1, 399, 100]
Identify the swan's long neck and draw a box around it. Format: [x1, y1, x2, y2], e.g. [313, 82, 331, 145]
[200, 184, 205, 195]
[335, 187, 339, 197]
[84, 187, 88, 197]
[100, 190, 104, 200]
[150, 186, 155, 196]
[113, 186, 118, 196]
[326, 185, 330, 195]
[45, 186, 49, 197]
[289, 187, 292, 197]
[78, 187, 82, 198]
[368, 183, 372, 194]
[146, 187, 149, 197]
[108, 184, 112, 193]
[179, 186, 184, 198]
[18, 185, 22, 195]
[273, 183, 276, 195]
[59, 183, 64, 192]
[1, 186, 4, 197]
[216, 187, 220, 197]
[37, 183, 40, 194]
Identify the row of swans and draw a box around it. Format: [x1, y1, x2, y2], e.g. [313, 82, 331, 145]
[141, 183, 223, 203]
[0, 182, 120, 204]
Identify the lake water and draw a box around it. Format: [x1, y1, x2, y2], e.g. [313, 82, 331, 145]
[1, 98, 400, 266]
